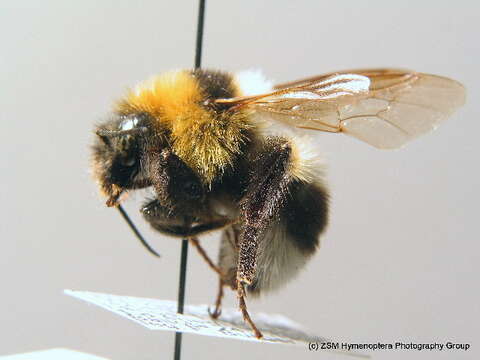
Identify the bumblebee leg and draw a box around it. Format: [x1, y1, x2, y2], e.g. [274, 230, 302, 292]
[189, 237, 223, 277]
[237, 137, 293, 285]
[236, 137, 294, 339]
[188, 237, 228, 319]
[188, 237, 231, 320]
[208, 277, 224, 319]
[237, 280, 263, 339]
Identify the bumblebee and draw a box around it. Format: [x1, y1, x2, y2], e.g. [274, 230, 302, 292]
[91, 68, 465, 338]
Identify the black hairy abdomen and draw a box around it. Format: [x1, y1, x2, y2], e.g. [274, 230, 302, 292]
[282, 181, 329, 253]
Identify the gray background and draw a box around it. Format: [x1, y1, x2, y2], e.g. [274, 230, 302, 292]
[1, 0, 478, 359]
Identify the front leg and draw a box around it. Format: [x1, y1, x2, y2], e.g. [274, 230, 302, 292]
[236, 137, 295, 338]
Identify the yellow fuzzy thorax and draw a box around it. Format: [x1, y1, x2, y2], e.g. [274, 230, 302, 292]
[115, 70, 252, 184]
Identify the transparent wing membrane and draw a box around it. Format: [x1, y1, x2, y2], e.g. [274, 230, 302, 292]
[217, 69, 465, 149]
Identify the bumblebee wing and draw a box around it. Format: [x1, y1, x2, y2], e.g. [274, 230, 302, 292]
[216, 69, 465, 149]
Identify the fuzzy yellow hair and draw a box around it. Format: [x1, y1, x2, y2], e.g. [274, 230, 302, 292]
[115, 70, 252, 184]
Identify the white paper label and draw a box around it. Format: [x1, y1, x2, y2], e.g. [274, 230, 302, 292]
[65, 290, 366, 358]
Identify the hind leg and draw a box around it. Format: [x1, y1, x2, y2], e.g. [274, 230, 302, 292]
[236, 136, 329, 338]
[234, 137, 297, 339]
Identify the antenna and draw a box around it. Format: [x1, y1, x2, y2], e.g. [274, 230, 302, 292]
[117, 205, 160, 257]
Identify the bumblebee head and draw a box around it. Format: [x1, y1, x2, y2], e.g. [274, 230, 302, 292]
[91, 111, 205, 209]
[91, 113, 155, 206]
